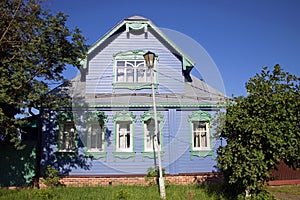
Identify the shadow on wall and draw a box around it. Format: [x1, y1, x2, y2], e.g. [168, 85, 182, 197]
[40, 82, 93, 176]
[40, 108, 92, 176]
[0, 141, 36, 187]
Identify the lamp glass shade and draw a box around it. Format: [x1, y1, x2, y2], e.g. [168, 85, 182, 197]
[143, 51, 155, 68]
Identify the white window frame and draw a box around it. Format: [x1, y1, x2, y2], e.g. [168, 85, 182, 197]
[86, 121, 105, 152]
[112, 50, 158, 90]
[115, 60, 152, 83]
[58, 122, 76, 152]
[116, 121, 133, 152]
[192, 121, 210, 151]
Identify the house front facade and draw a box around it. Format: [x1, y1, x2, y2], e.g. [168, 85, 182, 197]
[41, 16, 226, 186]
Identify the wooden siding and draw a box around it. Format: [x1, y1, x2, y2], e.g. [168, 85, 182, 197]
[42, 108, 221, 176]
[86, 28, 184, 95]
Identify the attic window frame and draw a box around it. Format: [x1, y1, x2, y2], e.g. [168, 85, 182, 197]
[112, 50, 158, 90]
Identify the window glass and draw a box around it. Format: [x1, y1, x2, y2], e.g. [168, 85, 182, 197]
[144, 119, 156, 151]
[117, 122, 132, 151]
[115, 60, 150, 83]
[58, 122, 75, 152]
[192, 121, 209, 150]
[87, 121, 104, 151]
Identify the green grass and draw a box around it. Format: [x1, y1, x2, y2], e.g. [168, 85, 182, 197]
[1, 184, 299, 200]
[267, 185, 300, 200]
[0, 185, 227, 200]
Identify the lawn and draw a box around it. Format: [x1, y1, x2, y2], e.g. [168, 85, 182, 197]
[267, 185, 300, 200]
[0, 185, 226, 200]
[1, 184, 299, 200]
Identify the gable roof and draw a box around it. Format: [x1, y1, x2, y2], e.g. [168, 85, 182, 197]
[83, 15, 195, 70]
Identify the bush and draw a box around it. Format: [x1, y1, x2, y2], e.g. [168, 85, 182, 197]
[41, 165, 63, 188]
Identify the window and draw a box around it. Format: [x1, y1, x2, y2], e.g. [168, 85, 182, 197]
[116, 60, 152, 83]
[87, 121, 104, 152]
[188, 110, 213, 157]
[141, 111, 164, 158]
[57, 111, 76, 152]
[113, 111, 136, 158]
[83, 111, 107, 159]
[192, 121, 209, 150]
[58, 122, 76, 152]
[113, 50, 157, 90]
[144, 119, 160, 152]
[116, 121, 132, 151]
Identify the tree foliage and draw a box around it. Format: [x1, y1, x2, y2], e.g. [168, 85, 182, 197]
[217, 65, 300, 198]
[0, 0, 87, 148]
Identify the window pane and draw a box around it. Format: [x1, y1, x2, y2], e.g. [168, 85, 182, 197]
[88, 122, 104, 151]
[193, 122, 207, 149]
[126, 61, 135, 66]
[145, 69, 152, 82]
[115, 60, 152, 84]
[118, 122, 131, 149]
[145, 119, 158, 151]
[136, 61, 145, 67]
[59, 123, 75, 151]
[137, 68, 146, 82]
[126, 67, 134, 82]
[117, 61, 125, 66]
[117, 67, 124, 82]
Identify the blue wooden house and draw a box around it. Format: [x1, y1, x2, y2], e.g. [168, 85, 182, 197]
[41, 16, 226, 186]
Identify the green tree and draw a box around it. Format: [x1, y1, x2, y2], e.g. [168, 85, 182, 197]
[217, 65, 300, 199]
[0, 0, 87, 148]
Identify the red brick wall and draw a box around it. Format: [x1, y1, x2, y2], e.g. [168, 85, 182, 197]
[39, 173, 222, 188]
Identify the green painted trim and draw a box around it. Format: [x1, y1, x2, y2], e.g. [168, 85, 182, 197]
[113, 110, 136, 122]
[140, 110, 164, 122]
[84, 111, 108, 122]
[85, 149, 107, 160]
[188, 110, 211, 122]
[188, 110, 213, 159]
[126, 22, 148, 32]
[190, 150, 214, 158]
[113, 50, 147, 60]
[113, 83, 155, 90]
[142, 151, 164, 159]
[81, 103, 226, 108]
[113, 152, 135, 159]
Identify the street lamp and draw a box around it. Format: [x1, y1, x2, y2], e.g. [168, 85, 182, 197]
[143, 51, 166, 199]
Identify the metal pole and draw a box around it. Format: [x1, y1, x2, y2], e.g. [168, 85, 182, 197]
[151, 67, 166, 199]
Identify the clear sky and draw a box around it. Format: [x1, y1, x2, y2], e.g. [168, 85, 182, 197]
[46, 0, 300, 96]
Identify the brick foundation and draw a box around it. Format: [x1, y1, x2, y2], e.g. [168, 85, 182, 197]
[39, 173, 222, 188]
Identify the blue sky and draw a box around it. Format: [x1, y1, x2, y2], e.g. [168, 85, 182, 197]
[47, 0, 300, 96]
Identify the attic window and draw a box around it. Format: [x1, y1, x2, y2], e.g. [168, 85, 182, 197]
[113, 50, 158, 90]
[116, 60, 151, 83]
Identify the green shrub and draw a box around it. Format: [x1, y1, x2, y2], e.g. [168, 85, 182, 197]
[41, 165, 63, 188]
[34, 189, 55, 200]
[145, 166, 165, 184]
[115, 189, 131, 200]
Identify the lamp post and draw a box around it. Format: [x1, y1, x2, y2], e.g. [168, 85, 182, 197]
[143, 51, 166, 199]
